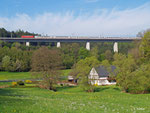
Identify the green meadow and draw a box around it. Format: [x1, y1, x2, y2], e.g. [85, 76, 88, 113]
[0, 72, 32, 80]
[0, 86, 150, 113]
[0, 69, 71, 81]
[0, 71, 150, 113]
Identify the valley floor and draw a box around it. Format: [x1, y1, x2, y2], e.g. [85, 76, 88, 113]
[0, 85, 150, 113]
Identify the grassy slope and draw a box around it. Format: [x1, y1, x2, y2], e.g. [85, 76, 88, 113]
[0, 86, 150, 113]
[0, 72, 32, 80]
[0, 69, 72, 81]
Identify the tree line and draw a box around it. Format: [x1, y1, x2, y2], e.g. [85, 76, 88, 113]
[0, 42, 32, 72]
[0, 40, 135, 72]
[0, 28, 39, 37]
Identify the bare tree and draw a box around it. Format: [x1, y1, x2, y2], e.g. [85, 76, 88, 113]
[31, 47, 62, 90]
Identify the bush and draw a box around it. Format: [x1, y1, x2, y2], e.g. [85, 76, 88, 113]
[12, 82, 17, 86]
[25, 80, 32, 84]
[94, 83, 98, 86]
[127, 64, 150, 94]
[17, 81, 25, 86]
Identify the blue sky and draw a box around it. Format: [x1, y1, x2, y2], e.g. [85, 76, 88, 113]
[0, 0, 150, 36]
[0, 0, 149, 17]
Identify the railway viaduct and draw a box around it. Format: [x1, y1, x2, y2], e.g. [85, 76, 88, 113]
[0, 36, 141, 53]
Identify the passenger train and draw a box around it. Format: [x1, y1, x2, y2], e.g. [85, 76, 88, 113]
[21, 35, 140, 40]
[21, 35, 90, 39]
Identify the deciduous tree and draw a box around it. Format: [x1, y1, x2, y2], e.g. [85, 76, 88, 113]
[113, 53, 137, 92]
[71, 56, 99, 92]
[104, 50, 113, 61]
[2, 56, 11, 71]
[140, 30, 150, 62]
[31, 47, 62, 90]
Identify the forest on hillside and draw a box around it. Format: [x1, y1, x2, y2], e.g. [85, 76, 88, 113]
[0, 28, 39, 37]
[0, 41, 136, 72]
[0, 28, 138, 71]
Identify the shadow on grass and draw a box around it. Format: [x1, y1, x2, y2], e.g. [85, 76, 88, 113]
[113, 87, 120, 91]
[56, 85, 121, 93]
[56, 86, 76, 92]
[94, 86, 120, 92]
[94, 87, 110, 92]
[10, 85, 38, 88]
[0, 88, 24, 97]
[0, 97, 35, 106]
[0, 88, 35, 107]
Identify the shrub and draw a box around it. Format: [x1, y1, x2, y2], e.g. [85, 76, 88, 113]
[17, 81, 25, 86]
[25, 80, 32, 84]
[94, 83, 98, 86]
[12, 82, 17, 86]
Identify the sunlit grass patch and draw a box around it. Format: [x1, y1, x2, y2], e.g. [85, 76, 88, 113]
[0, 86, 150, 113]
[0, 72, 32, 80]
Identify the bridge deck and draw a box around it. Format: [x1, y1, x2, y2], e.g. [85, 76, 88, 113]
[0, 37, 141, 42]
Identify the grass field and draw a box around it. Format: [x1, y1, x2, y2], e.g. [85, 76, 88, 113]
[0, 69, 72, 81]
[0, 71, 150, 113]
[0, 85, 150, 113]
[0, 82, 12, 85]
[0, 72, 32, 80]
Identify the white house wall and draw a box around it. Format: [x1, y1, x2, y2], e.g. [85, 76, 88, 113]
[90, 79, 110, 85]
[89, 68, 116, 85]
[89, 68, 99, 79]
[98, 79, 110, 85]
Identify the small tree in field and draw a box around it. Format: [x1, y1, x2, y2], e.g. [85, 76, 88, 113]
[31, 47, 62, 90]
[71, 56, 99, 92]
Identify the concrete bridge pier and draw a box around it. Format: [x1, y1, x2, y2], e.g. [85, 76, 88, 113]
[113, 42, 118, 53]
[26, 42, 30, 46]
[57, 42, 61, 48]
[86, 42, 90, 50]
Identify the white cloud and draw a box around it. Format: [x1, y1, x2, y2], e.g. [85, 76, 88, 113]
[0, 3, 150, 37]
